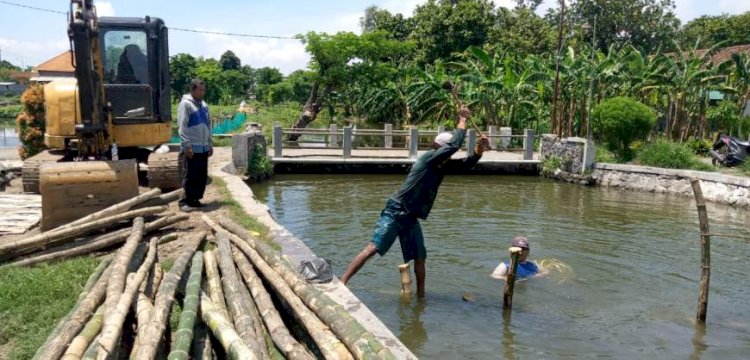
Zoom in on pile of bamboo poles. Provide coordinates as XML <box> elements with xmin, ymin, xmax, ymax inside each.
<box><xmin>29</xmin><ymin>214</ymin><xmax>397</xmax><ymax>360</ymax></box>
<box><xmin>0</xmin><ymin>188</ymin><xmax>186</xmax><ymax>267</ymax></box>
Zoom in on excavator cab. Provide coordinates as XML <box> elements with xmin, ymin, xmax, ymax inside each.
<box><xmin>23</xmin><ymin>1</ymin><xmax>181</xmax><ymax>229</ymax></box>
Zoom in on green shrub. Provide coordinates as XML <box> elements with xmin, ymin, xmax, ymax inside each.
<box><xmin>686</xmin><ymin>137</ymin><xmax>712</xmax><ymax>156</ymax></box>
<box><xmin>541</xmin><ymin>155</ymin><xmax>563</xmax><ymax>176</ymax></box>
<box><xmin>738</xmin><ymin>159</ymin><xmax>750</xmax><ymax>175</ymax></box>
<box><xmin>0</xmin><ymin>104</ymin><xmax>22</xmax><ymax>118</ymax></box>
<box><xmin>595</xmin><ymin>147</ymin><xmax>618</xmax><ymax>163</ymax></box>
<box><xmin>247</xmin><ymin>143</ymin><xmax>272</xmax><ymax>181</ymax></box>
<box><xmin>637</xmin><ymin>139</ymin><xmax>712</xmax><ymax>171</ymax></box>
<box><xmin>592</xmin><ymin>97</ymin><xmax>656</xmax><ymax>161</ymax></box>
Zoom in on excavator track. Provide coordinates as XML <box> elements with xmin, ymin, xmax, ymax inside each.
<box><xmin>147</xmin><ymin>151</ymin><xmax>183</xmax><ymax>191</ymax></box>
<box><xmin>21</xmin><ymin>150</ymin><xmax>67</xmax><ymax>194</ymax></box>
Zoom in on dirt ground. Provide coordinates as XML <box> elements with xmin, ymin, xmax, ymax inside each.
<box><xmin>0</xmin><ymin>148</ymin><xmax>236</xmax><ymax>263</ymax></box>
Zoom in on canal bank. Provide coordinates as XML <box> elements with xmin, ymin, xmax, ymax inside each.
<box><xmin>210</xmin><ymin>159</ymin><xmax>417</xmax><ymax>360</ymax></box>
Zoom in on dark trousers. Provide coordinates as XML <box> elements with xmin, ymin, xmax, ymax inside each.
<box><xmin>181</xmin><ymin>152</ymin><xmax>208</xmax><ymax>205</ymax></box>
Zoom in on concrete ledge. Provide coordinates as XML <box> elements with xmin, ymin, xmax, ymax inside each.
<box><xmin>273</xmin><ymin>158</ymin><xmax>540</xmax><ymax>175</ymax></box>
<box><xmin>593</xmin><ymin>163</ymin><xmax>750</xmax><ymax>207</ymax></box>
<box><xmin>210</xmin><ymin>162</ymin><xmax>417</xmax><ymax>360</ymax></box>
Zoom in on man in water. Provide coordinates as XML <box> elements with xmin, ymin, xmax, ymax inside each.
<box><xmin>490</xmin><ymin>236</ymin><xmax>546</xmax><ymax>280</ymax></box>
<box><xmin>340</xmin><ymin>106</ymin><xmax>489</xmax><ymax>298</ymax></box>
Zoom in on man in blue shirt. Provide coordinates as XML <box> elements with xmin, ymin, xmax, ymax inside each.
<box><xmin>177</xmin><ymin>79</ymin><xmax>213</xmax><ymax>212</ymax></box>
<box><xmin>490</xmin><ymin>236</ymin><xmax>544</xmax><ymax>280</ymax></box>
<box><xmin>341</xmin><ymin>106</ymin><xmax>489</xmax><ymax>298</ymax></box>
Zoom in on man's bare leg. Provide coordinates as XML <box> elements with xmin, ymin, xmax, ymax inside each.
<box><xmin>415</xmin><ymin>259</ymin><xmax>426</xmax><ymax>298</ymax></box>
<box><xmin>341</xmin><ymin>243</ymin><xmax>378</xmax><ymax>285</ymax></box>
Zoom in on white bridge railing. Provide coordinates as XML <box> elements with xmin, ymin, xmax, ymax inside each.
<box><xmin>272</xmin><ymin>124</ymin><xmax>536</xmax><ymax>160</ymax></box>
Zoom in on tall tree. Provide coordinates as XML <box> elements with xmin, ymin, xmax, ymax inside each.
<box><xmin>219</xmin><ymin>50</ymin><xmax>242</xmax><ymax>71</ymax></box>
<box><xmin>410</xmin><ymin>0</ymin><xmax>496</xmax><ymax>65</ymax></box>
<box><xmin>360</xmin><ymin>6</ymin><xmax>415</xmax><ymax>42</ymax></box>
<box><xmin>570</xmin><ymin>0</ymin><xmax>681</xmax><ymax>54</ymax></box>
<box><xmin>680</xmin><ymin>12</ymin><xmax>750</xmax><ymax>49</ymax></box>
<box><xmin>169</xmin><ymin>53</ymin><xmax>197</xmax><ymax>101</ymax></box>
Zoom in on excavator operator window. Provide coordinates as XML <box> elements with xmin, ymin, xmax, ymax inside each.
<box><xmin>103</xmin><ymin>30</ymin><xmax>149</xmax><ymax>85</ymax></box>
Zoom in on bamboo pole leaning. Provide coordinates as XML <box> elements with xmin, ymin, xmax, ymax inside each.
<box><xmin>691</xmin><ymin>178</ymin><xmax>712</xmax><ymax>322</ymax></box>
<box><xmin>232</xmin><ymin>246</ymin><xmax>315</xmax><ymax>360</ymax></box>
<box><xmin>200</xmin><ymin>291</ymin><xmax>257</xmax><ymax>360</ymax></box>
<box><xmin>55</xmin><ymin>189</ymin><xmax>162</xmax><ymax>231</ymax></box>
<box><xmin>134</xmin><ymin>188</ymin><xmax>185</xmax><ymax>209</ymax></box>
<box><xmin>215</xmin><ymin>230</ymin><xmax>264</xmax><ymax>358</ymax></box>
<box><xmin>133</xmin><ymin>231</ymin><xmax>206</xmax><ymax>360</ymax></box>
<box><xmin>104</xmin><ymin>218</ymin><xmax>145</xmax><ymax>318</ymax></box>
<box><xmin>168</xmin><ymin>252</ymin><xmax>204</xmax><ymax>360</ymax></box>
<box><xmin>219</xmin><ymin>218</ymin><xmax>394</xmax><ymax>360</ymax></box>
<box><xmin>236</xmin><ymin>267</ymin><xmax>272</xmax><ymax>360</ymax></box>
<box><xmin>31</xmin><ymin>256</ymin><xmax>112</xmax><ymax>360</ymax></box>
<box><xmin>0</xmin><ymin>205</ymin><xmax>167</xmax><ymax>261</ymax></box>
<box><xmin>9</xmin><ymin>214</ymin><xmax>187</xmax><ymax>267</ymax></box>
<box><xmin>503</xmin><ymin>247</ymin><xmax>522</xmax><ymax>310</ymax></box>
<box><xmin>98</xmin><ymin>236</ymin><xmax>158</xmax><ymax>359</ymax></box>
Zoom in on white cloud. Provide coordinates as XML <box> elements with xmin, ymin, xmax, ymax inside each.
<box><xmin>196</xmin><ymin>31</ymin><xmax>309</xmax><ymax>75</ymax></box>
<box><xmin>380</xmin><ymin>0</ymin><xmax>426</xmax><ymax>17</ymax></box>
<box><xmin>334</xmin><ymin>12</ymin><xmax>363</xmax><ymax>34</ymax></box>
<box><xmin>96</xmin><ymin>1</ymin><xmax>115</xmax><ymax>17</ymax></box>
<box><xmin>0</xmin><ymin>37</ymin><xmax>69</xmax><ymax>68</ymax></box>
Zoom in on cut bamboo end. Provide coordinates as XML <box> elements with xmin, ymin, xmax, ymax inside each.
<box><xmin>398</xmin><ymin>263</ymin><xmax>412</xmax><ymax>294</ymax></box>
<box><xmin>509</xmin><ymin>246</ymin><xmax>523</xmax><ymax>254</ymax></box>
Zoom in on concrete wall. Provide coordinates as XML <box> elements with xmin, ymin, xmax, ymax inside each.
<box><xmin>540</xmin><ymin>134</ymin><xmax>595</xmax><ymax>174</ymax></box>
<box><xmin>593</xmin><ymin>163</ymin><xmax>750</xmax><ymax>208</ymax></box>
<box><xmin>231</xmin><ymin>130</ymin><xmax>271</xmax><ymax>180</ymax></box>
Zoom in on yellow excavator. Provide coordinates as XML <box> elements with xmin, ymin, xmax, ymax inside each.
<box><xmin>22</xmin><ymin>0</ymin><xmax>181</xmax><ymax>229</ymax></box>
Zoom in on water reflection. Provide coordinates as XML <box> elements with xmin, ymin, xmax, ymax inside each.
<box><xmin>690</xmin><ymin>321</ymin><xmax>707</xmax><ymax>360</ymax></box>
<box><xmin>397</xmin><ymin>296</ymin><xmax>427</xmax><ymax>354</ymax></box>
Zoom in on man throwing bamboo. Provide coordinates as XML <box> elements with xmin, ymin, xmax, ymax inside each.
<box><xmin>341</xmin><ymin>106</ymin><xmax>489</xmax><ymax>298</ymax></box>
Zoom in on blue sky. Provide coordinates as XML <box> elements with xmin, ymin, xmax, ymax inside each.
<box><xmin>1</xmin><ymin>0</ymin><xmax>749</xmax><ymax>74</ymax></box>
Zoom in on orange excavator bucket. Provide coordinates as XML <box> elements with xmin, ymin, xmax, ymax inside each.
<box><xmin>39</xmin><ymin>160</ymin><xmax>139</xmax><ymax>230</ymax></box>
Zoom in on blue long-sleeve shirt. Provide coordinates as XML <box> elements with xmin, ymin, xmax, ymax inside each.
<box><xmin>177</xmin><ymin>94</ymin><xmax>212</xmax><ymax>153</ymax></box>
<box><xmin>389</xmin><ymin>128</ymin><xmax>481</xmax><ymax>219</ymax></box>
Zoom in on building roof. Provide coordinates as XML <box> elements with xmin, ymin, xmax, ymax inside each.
<box><xmin>697</xmin><ymin>44</ymin><xmax>750</xmax><ymax>65</ymax></box>
<box><xmin>33</xmin><ymin>51</ymin><xmax>75</xmax><ymax>73</ymax></box>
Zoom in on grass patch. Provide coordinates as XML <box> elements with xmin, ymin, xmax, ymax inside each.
<box><xmin>0</xmin><ymin>104</ymin><xmax>22</xmax><ymax>119</ymax></box>
<box><xmin>595</xmin><ymin>147</ymin><xmax>619</xmax><ymax>163</ymax></box>
<box><xmin>0</xmin><ymin>256</ymin><xmax>101</xmax><ymax>359</ymax></box>
<box><xmin>211</xmin><ymin>176</ymin><xmax>279</xmax><ymax>251</ymax></box>
<box><xmin>636</xmin><ymin>139</ymin><xmax>714</xmax><ymax>171</ymax></box>
<box><xmin>737</xmin><ymin>160</ymin><xmax>750</xmax><ymax>175</ymax></box>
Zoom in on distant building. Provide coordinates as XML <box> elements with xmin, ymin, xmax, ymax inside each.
<box><xmin>31</xmin><ymin>51</ymin><xmax>75</xmax><ymax>82</ymax></box>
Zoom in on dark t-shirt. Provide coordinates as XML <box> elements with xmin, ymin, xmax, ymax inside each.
<box><xmin>389</xmin><ymin>128</ymin><xmax>481</xmax><ymax>219</ymax></box>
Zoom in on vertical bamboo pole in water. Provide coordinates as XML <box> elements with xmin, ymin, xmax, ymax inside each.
<box><xmin>398</xmin><ymin>264</ymin><xmax>412</xmax><ymax>295</ymax></box>
<box><xmin>503</xmin><ymin>247</ymin><xmax>523</xmax><ymax>309</ymax></box>
<box><xmin>690</xmin><ymin>179</ymin><xmax>711</xmax><ymax>322</ymax></box>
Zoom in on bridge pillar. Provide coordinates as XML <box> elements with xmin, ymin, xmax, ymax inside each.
<box><xmin>523</xmin><ymin>129</ymin><xmax>535</xmax><ymax>160</ymax></box>
<box><xmin>329</xmin><ymin>124</ymin><xmax>338</xmax><ymax>148</ymax></box>
<box><xmin>409</xmin><ymin>128</ymin><xmax>419</xmax><ymax>159</ymax></box>
<box><xmin>343</xmin><ymin>126</ymin><xmax>353</xmax><ymax>159</ymax></box>
<box><xmin>384</xmin><ymin>123</ymin><xmax>393</xmax><ymax>148</ymax></box>
<box><xmin>273</xmin><ymin>124</ymin><xmax>283</xmax><ymax>158</ymax></box>
<box><xmin>488</xmin><ymin>126</ymin><xmax>497</xmax><ymax>150</ymax></box>
<box><xmin>467</xmin><ymin>129</ymin><xmax>477</xmax><ymax>154</ymax></box>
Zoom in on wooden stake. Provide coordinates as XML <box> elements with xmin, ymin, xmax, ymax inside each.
<box><xmin>398</xmin><ymin>264</ymin><xmax>412</xmax><ymax>294</ymax></box>
<box><xmin>503</xmin><ymin>246</ymin><xmax>523</xmax><ymax>310</ymax></box>
<box><xmin>691</xmin><ymin>179</ymin><xmax>711</xmax><ymax>322</ymax></box>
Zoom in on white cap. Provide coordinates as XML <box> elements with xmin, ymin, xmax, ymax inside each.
<box><xmin>434</xmin><ymin>132</ymin><xmax>453</xmax><ymax>147</ymax></box>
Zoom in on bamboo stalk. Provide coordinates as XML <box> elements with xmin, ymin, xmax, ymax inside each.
<box><xmin>232</xmin><ymin>246</ymin><xmax>315</xmax><ymax>360</ymax></box>
<box><xmin>9</xmin><ymin>214</ymin><xmax>187</xmax><ymax>267</ymax></box>
<box><xmin>33</xmin><ymin>264</ymin><xmax>113</xmax><ymax>360</ymax></box>
<box><xmin>98</xmin><ymin>236</ymin><xmax>157</xmax><ymax>359</ymax></box>
<box><xmin>691</xmin><ymin>179</ymin><xmax>711</xmax><ymax>322</ymax></box>
<box><xmin>219</xmin><ymin>218</ymin><xmax>393</xmax><ymax>360</ymax></box>
<box><xmin>134</xmin><ymin>189</ymin><xmax>184</xmax><ymax>209</ymax></box>
<box><xmin>203</xmin><ymin>248</ymin><xmax>230</xmax><ymax>318</ymax></box>
<box><xmin>60</xmin><ymin>304</ymin><xmax>104</xmax><ymax>360</ymax></box>
<box><xmin>133</xmin><ymin>231</ymin><xmax>206</xmax><ymax>360</ymax></box>
<box><xmin>55</xmin><ymin>189</ymin><xmax>162</xmax><ymax>231</ymax></box>
<box><xmin>82</xmin><ymin>334</ymin><xmax>102</xmax><ymax>360</ymax></box>
<box><xmin>503</xmin><ymin>247</ymin><xmax>522</xmax><ymax>310</ymax></box>
<box><xmin>398</xmin><ymin>264</ymin><xmax>412</xmax><ymax>294</ymax></box>
<box><xmin>104</xmin><ymin>218</ymin><xmax>145</xmax><ymax>317</ymax></box>
<box><xmin>217</xmin><ymin>229</ymin><xmax>352</xmax><ymax>360</ymax></box>
<box><xmin>200</xmin><ymin>291</ymin><xmax>257</xmax><ymax>360</ymax></box>
<box><xmin>0</xmin><ymin>205</ymin><xmax>167</xmax><ymax>261</ymax></box>
<box><xmin>31</xmin><ymin>256</ymin><xmax>112</xmax><ymax>360</ymax></box>
<box><xmin>236</xmin><ymin>262</ymin><xmax>271</xmax><ymax>360</ymax></box>
<box><xmin>167</xmin><ymin>252</ymin><xmax>204</xmax><ymax>360</ymax></box>
<box><xmin>215</xmin><ymin>230</ymin><xmax>263</xmax><ymax>357</ymax></box>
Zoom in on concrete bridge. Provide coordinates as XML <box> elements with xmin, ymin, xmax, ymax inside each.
<box><xmin>269</xmin><ymin>124</ymin><xmax>541</xmax><ymax>174</ymax></box>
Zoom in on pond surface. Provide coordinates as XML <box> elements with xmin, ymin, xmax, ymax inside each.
<box><xmin>0</xmin><ymin>119</ymin><xmax>19</xmax><ymax>148</ymax></box>
<box><xmin>252</xmin><ymin>174</ymin><xmax>750</xmax><ymax>359</ymax></box>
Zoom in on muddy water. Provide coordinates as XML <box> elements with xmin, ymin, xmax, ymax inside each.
<box><xmin>252</xmin><ymin>174</ymin><xmax>750</xmax><ymax>359</ymax></box>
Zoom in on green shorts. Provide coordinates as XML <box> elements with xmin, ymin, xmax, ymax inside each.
<box><xmin>371</xmin><ymin>200</ymin><xmax>426</xmax><ymax>262</ymax></box>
